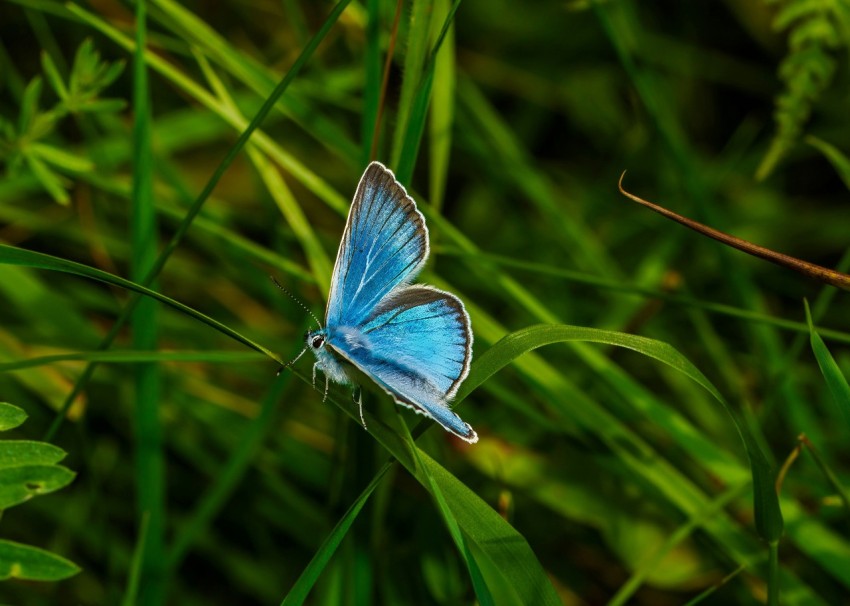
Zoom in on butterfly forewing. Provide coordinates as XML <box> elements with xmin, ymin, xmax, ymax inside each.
<box><xmin>326</xmin><ymin>163</ymin><xmax>428</xmax><ymax>328</ymax></box>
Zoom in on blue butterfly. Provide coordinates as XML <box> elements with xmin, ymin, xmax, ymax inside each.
<box><xmin>296</xmin><ymin>162</ymin><xmax>477</xmax><ymax>443</ymax></box>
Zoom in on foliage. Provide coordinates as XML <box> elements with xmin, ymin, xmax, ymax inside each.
<box><xmin>757</xmin><ymin>0</ymin><xmax>850</xmax><ymax>179</ymax></box>
<box><xmin>0</xmin><ymin>1</ymin><xmax>849</xmax><ymax>605</ymax></box>
<box><xmin>0</xmin><ymin>39</ymin><xmax>124</xmax><ymax>204</ymax></box>
<box><xmin>0</xmin><ymin>403</ymin><xmax>79</xmax><ymax>582</ymax></box>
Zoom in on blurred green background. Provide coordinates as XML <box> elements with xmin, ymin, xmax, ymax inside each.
<box><xmin>1</xmin><ymin>0</ymin><xmax>849</xmax><ymax>604</ymax></box>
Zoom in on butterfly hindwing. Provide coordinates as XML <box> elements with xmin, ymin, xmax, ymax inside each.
<box><xmin>326</xmin><ymin>163</ymin><xmax>428</xmax><ymax>328</ymax></box>
<box><xmin>327</xmin><ymin>286</ymin><xmax>476</xmax><ymax>443</ymax></box>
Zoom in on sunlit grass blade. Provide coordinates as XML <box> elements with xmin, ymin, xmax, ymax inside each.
<box><xmin>457</xmin><ymin>323</ymin><xmax>783</xmax><ymax>542</ymax></box>
<box><xmin>361</xmin><ymin>0</ymin><xmax>381</xmax><ymax>164</ymax></box>
<box><xmin>389</xmin><ymin>0</ymin><xmax>434</xmax><ymax>169</ymax></box>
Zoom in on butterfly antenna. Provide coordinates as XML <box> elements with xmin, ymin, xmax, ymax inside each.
<box><xmin>270</xmin><ymin>276</ymin><xmax>323</xmax><ymax>330</ymax></box>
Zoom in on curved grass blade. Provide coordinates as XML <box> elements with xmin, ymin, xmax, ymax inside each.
<box><xmin>456</xmin><ymin>324</ymin><xmax>783</xmax><ymax>544</ymax></box>
<box><xmin>0</xmin><ymin>244</ymin><xmax>281</xmax><ymax>364</ymax></box>
<box><xmin>0</xmin><ymin>350</ymin><xmax>264</xmax><ymax>372</ymax></box>
<box><xmin>319</xmin><ymin>395</ymin><xmax>562</xmax><ymax>606</ymax></box>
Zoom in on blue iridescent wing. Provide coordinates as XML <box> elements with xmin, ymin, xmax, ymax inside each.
<box><xmin>326</xmin><ymin>285</ymin><xmax>477</xmax><ymax>443</ymax></box>
<box><xmin>325</xmin><ymin>162</ymin><xmax>428</xmax><ymax>328</ymax></box>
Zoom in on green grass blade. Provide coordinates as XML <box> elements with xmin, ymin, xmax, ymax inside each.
<box><xmin>804</xmin><ymin>300</ymin><xmax>850</xmax><ymax>427</ymax></box>
<box><xmin>361</xmin><ymin>0</ymin><xmax>381</xmax><ymax>165</ymax></box>
<box><xmin>456</xmin><ymin>323</ymin><xmax>784</xmax><ymax>544</ymax></box>
<box><xmin>389</xmin><ymin>0</ymin><xmax>434</xmax><ymax>169</ymax></box>
<box><xmin>280</xmin><ymin>462</ymin><xmax>393</xmax><ymax>606</ymax></box>
<box><xmin>395</xmin><ymin>0</ymin><xmax>461</xmax><ymax>184</ymax></box>
<box><xmin>807</xmin><ymin>136</ymin><xmax>850</xmax><ymax>191</ymax></box>
<box><xmin>121</xmin><ymin>513</ymin><xmax>149</xmax><ymax>606</ymax></box>
<box><xmin>0</xmin><ymin>350</ymin><xmax>263</xmax><ymax>371</ymax></box>
<box><xmin>428</xmin><ymin>0</ymin><xmax>455</xmax><ymax>213</ymax></box>
<box><xmin>322</xmin><ymin>395</ymin><xmax>562</xmax><ymax>605</ymax></box>
<box><xmin>400</xmin><ymin>426</ymin><xmax>494</xmax><ymax>605</ymax></box>
<box><xmin>0</xmin><ymin>244</ymin><xmax>281</xmax><ymax>362</ymax></box>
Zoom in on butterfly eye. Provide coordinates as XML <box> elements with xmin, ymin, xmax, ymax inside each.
<box><xmin>311</xmin><ymin>335</ymin><xmax>324</xmax><ymax>349</ymax></box>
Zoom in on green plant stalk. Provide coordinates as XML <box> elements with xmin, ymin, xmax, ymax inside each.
<box><xmin>767</xmin><ymin>540</ymin><xmax>779</xmax><ymax>606</ymax></box>
<box><xmin>130</xmin><ymin>2</ymin><xmax>166</xmax><ymax>603</ymax></box>
<box><xmin>121</xmin><ymin>512</ymin><xmax>149</xmax><ymax>606</ymax></box>
<box><xmin>41</xmin><ymin>0</ymin><xmax>353</xmax><ymax>441</ymax></box>
<box><xmin>361</xmin><ymin>0</ymin><xmax>381</xmax><ymax>165</ymax></box>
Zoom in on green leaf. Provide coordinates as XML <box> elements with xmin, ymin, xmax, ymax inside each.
<box><xmin>76</xmin><ymin>98</ymin><xmax>127</xmax><ymax>114</ymax></box>
<box><xmin>805</xmin><ymin>300</ymin><xmax>850</xmax><ymax>427</ymax></box>
<box><xmin>29</xmin><ymin>142</ymin><xmax>94</xmax><ymax>173</ymax></box>
<box><xmin>0</xmin><ymin>441</ymin><xmax>66</xmax><ymax>469</ymax></box>
<box><xmin>0</xmin><ymin>539</ymin><xmax>80</xmax><ymax>581</ymax></box>
<box><xmin>0</xmin><ymin>464</ymin><xmax>76</xmax><ymax>509</ymax></box>
<box><xmin>24</xmin><ymin>153</ymin><xmax>70</xmax><ymax>205</ymax></box>
<box><xmin>0</xmin><ymin>404</ymin><xmax>27</xmax><ymax>431</ymax></box>
<box><xmin>19</xmin><ymin>76</ymin><xmax>43</xmax><ymax>134</ymax></box>
<box><xmin>40</xmin><ymin>50</ymin><xmax>68</xmax><ymax>100</ymax></box>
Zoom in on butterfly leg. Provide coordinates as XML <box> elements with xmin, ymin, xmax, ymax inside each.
<box><xmin>322</xmin><ymin>374</ymin><xmax>330</xmax><ymax>403</ymax></box>
<box><xmin>312</xmin><ymin>362</ymin><xmax>318</xmax><ymax>387</ymax></box>
<box><xmin>351</xmin><ymin>386</ymin><xmax>366</xmax><ymax>430</ymax></box>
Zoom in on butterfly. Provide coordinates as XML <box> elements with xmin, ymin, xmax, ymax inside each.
<box><xmin>290</xmin><ymin>162</ymin><xmax>477</xmax><ymax>443</ymax></box>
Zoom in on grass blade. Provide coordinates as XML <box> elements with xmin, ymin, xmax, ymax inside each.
<box><xmin>804</xmin><ymin>300</ymin><xmax>850</xmax><ymax>427</ymax></box>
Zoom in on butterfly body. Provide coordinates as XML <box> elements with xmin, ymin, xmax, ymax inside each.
<box><xmin>304</xmin><ymin>162</ymin><xmax>477</xmax><ymax>443</ymax></box>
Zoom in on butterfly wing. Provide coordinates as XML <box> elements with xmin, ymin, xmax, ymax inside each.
<box><xmin>325</xmin><ymin>162</ymin><xmax>428</xmax><ymax>328</ymax></box>
<box><xmin>326</xmin><ymin>285</ymin><xmax>476</xmax><ymax>443</ymax></box>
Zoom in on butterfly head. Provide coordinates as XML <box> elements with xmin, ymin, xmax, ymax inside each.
<box><xmin>305</xmin><ymin>329</ymin><xmax>327</xmax><ymax>351</ymax></box>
